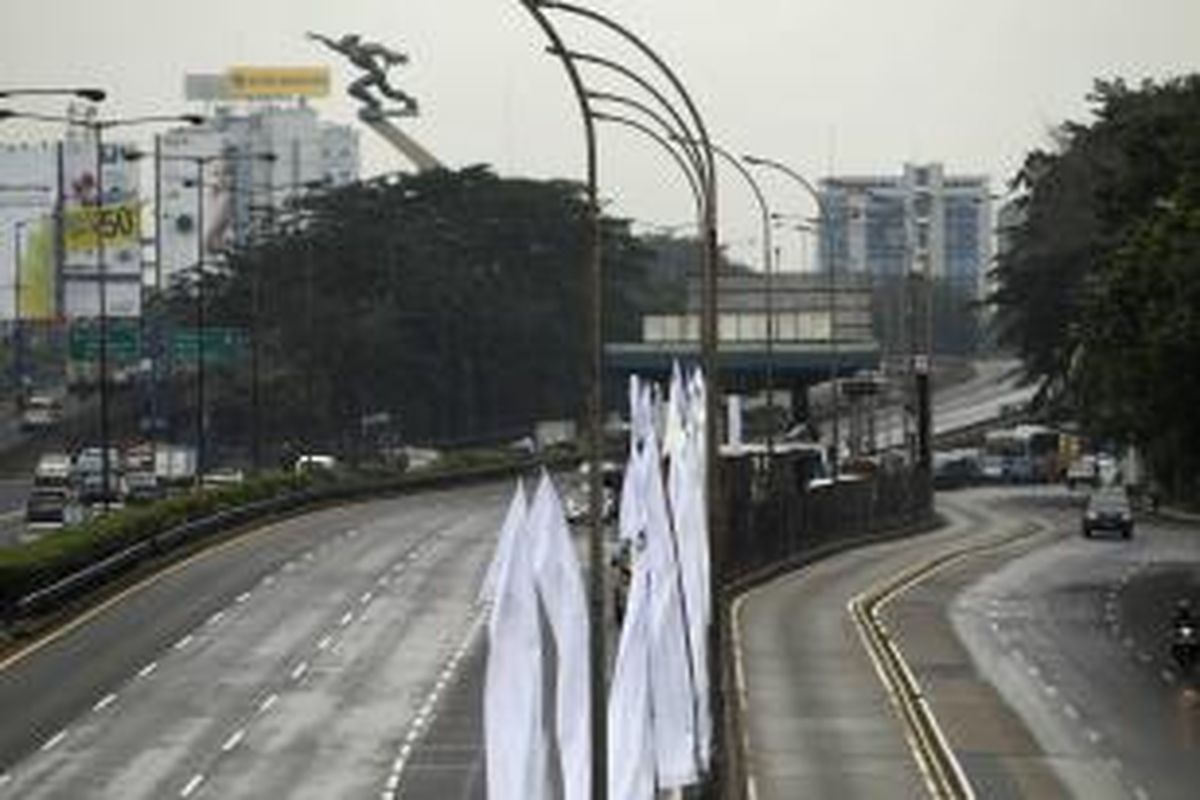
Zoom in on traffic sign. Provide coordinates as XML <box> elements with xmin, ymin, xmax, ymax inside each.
<box><xmin>170</xmin><ymin>327</ymin><xmax>247</xmax><ymax>365</ymax></box>
<box><xmin>68</xmin><ymin>320</ymin><xmax>141</xmax><ymax>363</ymax></box>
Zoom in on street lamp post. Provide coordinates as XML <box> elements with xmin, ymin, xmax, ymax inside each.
<box><xmin>0</xmin><ymin>109</ymin><xmax>203</xmax><ymax>506</ymax></box>
<box><xmin>12</xmin><ymin>219</ymin><xmax>27</xmax><ymax>389</ymax></box>
<box><xmin>516</xmin><ymin>5</ymin><xmax>606</xmax><ymax>795</ymax></box>
<box><xmin>743</xmin><ymin>156</ymin><xmax>841</xmax><ymax>479</ymax></box>
<box><xmin>520</xmin><ymin>3</ymin><xmax>722</xmax><ymax>795</ymax></box>
<box><xmin>168</xmin><ymin>149</ymin><xmax>276</xmax><ymax>483</ymax></box>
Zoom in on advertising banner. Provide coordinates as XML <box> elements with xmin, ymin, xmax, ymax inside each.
<box><xmin>227</xmin><ymin>66</ymin><xmax>330</xmax><ymax>99</ymax></box>
<box><xmin>16</xmin><ymin>216</ymin><xmax>56</xmax><ymax>321</ymax></box>
<box><xmin>63</xmin><ymin>201</ymin><xmax>141</xmax><ymax>253</ymax></box>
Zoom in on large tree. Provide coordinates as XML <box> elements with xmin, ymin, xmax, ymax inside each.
<box><xmin>170</xmin><ymin>165</ymin><xmax>672</xmax><ymax>457</ymax></box>
<box><xmin>992</xmin><ymin>75</ymin><xmax>1200</xmax><ymax>495</ymax></box>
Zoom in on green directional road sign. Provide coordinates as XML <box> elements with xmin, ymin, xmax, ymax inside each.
<box><xmin>171</xmin><ymin>327</ymin><xmax>247</xmax><ymax>365</ymax></box>
<box><xmin>68</xmin><ymin>320</ymin><xmax>141</xmax><ymax>364</ymax></box>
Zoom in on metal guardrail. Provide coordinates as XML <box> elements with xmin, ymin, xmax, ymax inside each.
<box><xmin>6</xmin><ymin>459</ymin><xmax>543</xmax><ymax>624</ymax></box>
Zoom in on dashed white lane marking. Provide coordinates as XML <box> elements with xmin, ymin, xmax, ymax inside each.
<box><xmin>180</xmin><ymin>773</ymin><xmax>205</xmax><ymax>798</ymax></box>
<box><xmin>1137</xmin><ymin>651</ymin><xmax>1153</xmax><ymax>664</ymax></box>
<box><xmin>40</xmin><ymin>730</ymin><xmax>67</xmax><ymax>752</ymax></box>
<box><xmin>258</xmin><ymin>694</ymin><xmax>278</xmax><ymax>714</ymax></box>
<box><xmin>174</xmin><ymin>634</ymin><xmax>194</xmax><ymax>652</ymax></box>
<box><xmin>0</xmin><ymin>773</ymin><xmax>11</xmax><ymax>787</ymax></box>
<box><xmin>1162</xmin><ymin>669</ymin><xmax>1178</xmax><ymax>684</ymax></box>
<box><xmin>291</xmin><ymin>662</ymin><xmax>309</xmax><ymax>682</ymax></box>
<box><xmin>303</xmin><ymin>551</ymin><xmax>315</xmax><ymax>561</ymax></box>
<box><xmin>1041</xmin><ymin>682</ymin><xmax>1059</xmax><ymax>698</ymax></box>
<box><xmin>361</xmin><ymin>591</ymin><xmax>374</xmax><ymax>606</ymax></box>
<box><xmin>221</xmin><ymin>728</ymin><xmax>246</xmax><ymax>753</ymax></box>
<box><xmin>208</xmin><ymin>611</ymin><xmax>225</xmax><ymax>626</ymax></box>
<box><xmin>93</xmin><ymin>693</ymin><xmax>118</xmax><ymax>712</ymax></box>
<box><xmin>1123</xmin><ymin>637</ymin><xmax>1136</xmax><ymax>649</ymax></box>
<box><xmin>1027</xmin><ymin>663</ymin><xmax>1041</xmax><ymax>679</ymax></box>
<box><xmin>262</xmin><ymin>575</ymin><xmax>276</xmax><ymax>587</ymax></box>
<box><xmin>317</xmin><ymin>635</ymin><xmax>333</xmax><ymax>652</ymax></box>
<box><xmin>380</xmin><ymin>612</ymin><xmax>484</xmax><ymax>797</ymax></box>
<box><xmin>377</xmin><ymin>576</ymin><xmax>390</xmax><ymax>588</ymax></box>
<box><xmin>1134</xmin><ymin>786</ymin><xmax>1151</xmax><ymax>800</ymax></box>
<box><xmin>347</xmin><ymin>528</ymin><xmax>360</xmax><ymax>538</ymax></box>
<box><xmin>236</xmin><ymin>592</ymin><xmax>251</xmax><ymax>604</ymax></box>
<box><xmin>137</xmin><ymin>662</ymin><xmax>158</xmax><ymax>679</ymax></box>
<box><xmin>1064</xmin><ymin>703</ymin><xmax>1080</xmax><ymax>721</ymax></box>
<box><xmin>339</xmin><ymin>612</ymin><xmax>354</xmax><ymax>627</ymax></box>
<box><xmin>1085</xmin><ymin>728</ymin><xmax>1102</xmax><ymax>744</ymax></box>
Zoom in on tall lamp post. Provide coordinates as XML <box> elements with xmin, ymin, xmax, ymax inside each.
<box><xmin>0</xmin><ymin>109</ymin><xmax>204</xmax><ymax>505</ymax></box>
<box><xmin>167</xmin><ymin>149</ymin><xmax>276</xmax><ymax>484</ymax></box>
<box><xmin>743</xmin><ymin>156</ymin><xmax>841</xmax><ymax>478</ymax></box>
<box><xmin>519</xmin><ymin>3</ymin><xmax>721</xmax><ymax>795</ymax></box>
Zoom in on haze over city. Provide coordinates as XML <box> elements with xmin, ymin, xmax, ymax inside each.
<box><xmin>3</xmin><ymin>0</ymin><xmax>1198</xmax><ymax>261</ymax></box>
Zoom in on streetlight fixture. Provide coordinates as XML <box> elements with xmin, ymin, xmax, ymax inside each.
<box><xmin>743</xmin><ymin>155</ymin><xmax>842</xmax><ymax>479</ymax></box>
<box><xmin>0</xmin><ymin>108</ymin><xmax>204</xmax><ymax>506</ymax></box>
<box><xmin>519</xmin><ymin>2</ymin><xmax>721</xmax><ymax>794</ymax></box>
<box><xmin>168</xmin><ymin>149</ymin><xmax>276</xmax><ymax>484</ymax></box>
<box><xmin>0</xmin><ymin>88</ymin><xmax>106</xmax><ymax>102</ymax></box>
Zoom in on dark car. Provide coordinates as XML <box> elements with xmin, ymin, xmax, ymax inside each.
<box><xmin>1083</xmin><ymin>488</ymin><xmax>1133</xmax><ymax>539</ymax></box>
<box><xmin>25</xmin><ymin>487</ymin><xmax>70</xmax><ymax>526</ymax></box>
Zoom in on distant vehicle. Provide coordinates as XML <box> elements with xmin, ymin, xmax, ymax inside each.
<box><xmin>20</xmin><ymin>393</ymin><xmax>62</xmax><ymax>432</ymax></box>
<box><xmin>25</xmin><ymin>487</ymin><xmax>70</xmax><ymax>527</ymax></box>
<box><xmin>933</xmin><ymin>449</ymin><xmax>982</xmax><ymax>490</ymax></box>
<box><xmin>1083</xmin><ymin>488</ymin><xmax>1134</xmax><ymax>539</ymax></box>
<box><xmin>123</xmin><ymin>471</ymin><xmax>163</xmax><ymax>504</ymax></box>
<box><xmin>294</xmin><ymin>454</ymin><xmax>338</xmax><ymax>474</ymax></box>
<box><xmin>981</xmin><ymin>425</ymin><xmax>1062</xmax><ymax>483</ymax></box>
<box><xmin>155</xmin><ymin>445</ymin><xmax>198</xmax><ymax>487</ymax></box>
<box><xmin>33</xmin><ymin>453</ymin><xmax>73</xmax><ymax>490</ymax></box>
<box><xmin>1065</xmin><ymin>455</ymin><xmax>1100</xmax><ymax>490</ymax></box>
<box><xmin>202</xmin><ymin>468</ymin><xmax>245</xmax><ymax>488</ymax></box>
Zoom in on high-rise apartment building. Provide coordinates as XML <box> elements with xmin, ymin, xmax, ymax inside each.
<box><xmin>155</xmin><ymin>103</ymin><xmax>359</xmax><ymax>288</ymax></box>
<box><xmin>818</xmin><ymin>163</ymin><xmax>992</xmax><ymax>354</ymax></box>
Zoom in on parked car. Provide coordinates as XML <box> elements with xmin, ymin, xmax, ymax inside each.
<box><xmin>1083</xmin><ymin>488</ymin><xmax>1134</xmax><ymax>539</ymax></box>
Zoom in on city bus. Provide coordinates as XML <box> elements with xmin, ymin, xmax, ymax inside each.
<box><xmin>981</xmin><ymin>425</ymin><xmax>1062</xmax><ymax>483</ymax></box>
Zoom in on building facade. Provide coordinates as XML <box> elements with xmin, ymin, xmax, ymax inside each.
<box><xmin>818</xmin><ymin>163</ymin><xmax>992</xmax><ymax>355</ymax></box>
<box><xmin>0</xmin><ymin>116</ymin><xmax>143</xmax><ymax>322</ymax></box>
<box><xmin>155</xmin><ymin>103</ymin><xmax>359</xmax><ymax>289</ymax></box>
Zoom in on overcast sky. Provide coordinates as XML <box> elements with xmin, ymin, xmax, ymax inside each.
<box><xmin>3</xmin><ymin>0</ymin><xmax>1199</xmax><ymax>266</ymax></box>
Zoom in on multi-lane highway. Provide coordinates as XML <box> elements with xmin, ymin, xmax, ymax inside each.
<box><xmin>0</xmin><ymin>482</ymin><xmax>511</xmax><ymax>799</ymax></box>
<box><xmin>738</xmin><ymin>485</ymin><xmax>1200</xmax><ymax>799</ymax></box>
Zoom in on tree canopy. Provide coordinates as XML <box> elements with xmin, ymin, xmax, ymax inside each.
<box><xmin>992</xmin><ymin>75</ymin><xmax>1200</xmax><ymax>496</ymax></box>
<box><xmin>175</xmin><ymin>165</ymin><xmax>678</xmax><ymax>458</ymax></box>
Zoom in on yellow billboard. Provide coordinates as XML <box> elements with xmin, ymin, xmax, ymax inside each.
<box><xmin>63</xmin><ymin>201</ymin><xmax>141</xmax><ymax>254</ymax></box>
<box><xmin>17</xmin><ymin>217</ymin><xmax>55</xmax><ymax>320</ymax></box>
<box><xmin>227</xmin><ymin>66</ymin><xmax>331</xmax><ymax>99</ymax></box>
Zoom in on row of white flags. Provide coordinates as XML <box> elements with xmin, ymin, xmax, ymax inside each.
<box><xmin>482</xmin><ymin>363</ymin><xmax>711</xmax><ymax>800</ymax></box>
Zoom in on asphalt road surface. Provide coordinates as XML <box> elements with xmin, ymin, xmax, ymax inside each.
<box><xmin>948</xmin><ymin>489</ymin><xmax>1200</xmax><ymax>800</ymax></box>
<box><xmin>738</xmin><ymin>484</ymin><xmax>1200</xmax><ymax>799</ymax></box>
<box><xmin>0</xmin><ymin>481</ymin><xmax>513</xmax><ymax>799</ymax></box>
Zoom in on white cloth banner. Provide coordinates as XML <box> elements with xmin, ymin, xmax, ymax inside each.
<box><xmin>480</xmin><ymin>478</ymin><xmax>525</xmax><ymax>605</ymax></box>
<box><xmin>529</xmin><ymin>472</ymin><xmax>591</xmax><ymax>800</ymax></box>
<box><xmin>484</xmin><ymin>482</ymin><xmax>549</xmax><ymax>800</ymax></box>
<box><xmin>607</xmin><ymin>530</ymin><xmax>655</xmax><ymax>800</ymax></box>
<box><xmin>671</xmin><ymin>430</ymin><xmax>712</xmax><ymax>769</ymax></box>
<box><xmin>642</xmin><ymin>428</ymin><xmax>700</xmax><ymax>787</ymax></box>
